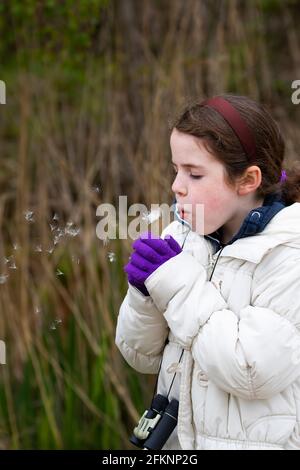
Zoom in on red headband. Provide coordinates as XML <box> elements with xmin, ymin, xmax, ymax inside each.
<box><xmin>201</xmin><ymin>97</ymin><xmax>256</xmax><ymax>162</ymax></box>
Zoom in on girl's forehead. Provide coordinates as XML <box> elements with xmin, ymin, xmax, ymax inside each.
<box><xmin>171</xmin><ymin>130</ymin><xmax>204</xmax><ymax>154</ymax></box>
<box><xmin>170</xmin><ymin>128</ymin><xmax>195</xmax><ymax>146</ymax></box>
<box><xmin>170</xmin><ymin>130</ymin><xmax>218</xmax><ymax>167</ymax></box>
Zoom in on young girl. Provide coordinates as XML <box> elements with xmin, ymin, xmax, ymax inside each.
<box><xmin>115</xmin><ymin>94</ymin><xmax>300</xmax><ymax>450</ymax></box>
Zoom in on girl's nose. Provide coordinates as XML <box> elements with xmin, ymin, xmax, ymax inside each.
<box><xmin>172</xmin><ymin>175</ymin><xmax>187</xmax><ymax>196</ymax></box>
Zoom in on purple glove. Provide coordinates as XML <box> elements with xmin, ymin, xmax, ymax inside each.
<box><xmin>124</xmin><ymin>231</ymin><xmax>182</xmax><ymax>296</ymax></box>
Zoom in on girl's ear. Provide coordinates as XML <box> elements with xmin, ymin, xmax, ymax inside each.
<box><xmin>237</xmin><ymin>166</ymin><xmax>262</xmax><ymax>196</ymax></box>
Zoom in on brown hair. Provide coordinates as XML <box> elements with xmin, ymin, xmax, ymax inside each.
<box><xmin>169</xmin><ymin>93</ymin><xmax>300</xmax><ymax>206</ymax></box>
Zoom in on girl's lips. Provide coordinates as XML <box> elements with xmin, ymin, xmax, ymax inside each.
<box><xmin>177</xmin><ymin>204</ymin><xmax>190</xmax><ymax>219</ymax></box>
<box><xmin>180</xmin><ymin>209</ymin><xmax>189</xmax><ymax>218</ymax></box>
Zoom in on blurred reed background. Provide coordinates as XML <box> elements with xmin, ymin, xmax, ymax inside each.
<box><xmin>0</xmin><ymin>0</ymin><xmax>299</xmax><ymax>449</ymax></box>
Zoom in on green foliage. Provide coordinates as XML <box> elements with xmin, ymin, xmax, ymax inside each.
<box><xmin>0</xmin><ymin>313</ymin><xmax>126</xmax><ymax>449</ymax></box>
<box><xmin>259</xmin><ymin>0</ymin><xmax>299</xmax><ymax>12</ymax></box>
<box><xmin>0</xmin><ymin>0</ymin><xmax>110</xmax><ymax>69</ymax></box>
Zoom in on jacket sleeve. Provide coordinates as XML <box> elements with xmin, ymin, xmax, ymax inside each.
<box><xmin>115</xmin><ymin>224</ymin><xmax>178</xmax><ymax>374</ymax></box>
<box><xmin>115</xmin><ymin>283</ymin><xmax>169</xmax><ymax>374</ymax></box>
<box><xmin>145</xmin><ymin>250</ymin><xmax>300</xmax><ymax>400</ymax></box>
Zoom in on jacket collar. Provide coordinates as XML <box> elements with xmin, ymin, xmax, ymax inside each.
<box><xmin>205</xmin><ymin>193</ymin><xmax>300</xmax><ymax>263</ymax></box>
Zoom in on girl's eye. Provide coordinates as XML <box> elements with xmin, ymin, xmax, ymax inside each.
<box><xmin>190</xmin><ymin>175</ymin><xmax>202</xmax><ymax>179</ymax></box>
<box><xmin>171</xmin><ymin>166</ymin><xmax>202</xmax><ymax>180</ymax></box>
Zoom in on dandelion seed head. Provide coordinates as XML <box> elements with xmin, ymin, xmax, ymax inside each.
<box><xmin>142</xmin><ymin>208</ymin><xmax>161</xmax><ymax>224</ymax></box>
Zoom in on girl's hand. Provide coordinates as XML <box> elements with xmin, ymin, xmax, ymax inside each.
<box><xmin>124</xmin><ymin>231</ymin><xmax>182</xmax><ymax>296</ymax></box>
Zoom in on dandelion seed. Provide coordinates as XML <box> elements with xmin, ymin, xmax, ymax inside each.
<box><xmin>8</xmin><ymin>261</ymin><xmax>17</xmax><ymax>270</ymax></box>
<box><xmin>102</xmin><ymin>236</ymin><xmax>109</xmax><ymax>247</ymax></box>
<box><xmin>0</xmin><ymin>274</ymin><xmax>9</xmax><ymax>284</ymax></box>
<box><xmin>66</xmin><ymin>221</ymin><xmax>74</xmax><ymax>228</ymax></box>
<box><xmin>34</xmin><ymin>307</ymin><xmax>41</xmax><ymax>315</ymax></box>
<box><xmin>4</xmin><ymin>256</ymin><xmax>17</xmax><ymax>269</ymax></box>
<box><xmin>13</xmin><ymin>243</ymin><xmax>20</xmax><ymax>251</ymax></box>
<box><xmin>46</xmin><ymin>246</ymin><xmax>54</xmax><ymax>254</ymax></box>
<box><xmin>50</xmin><ymin>323</ymin><xmax>57</xmax><ymax>330</ymax></box>
<box><xmin>65</xmin><ymin>227</ymin><xmax>81</xmax><ymax>237</ymax></box>
<box><xmin>24</xmin><ymin>210</ymin><xmax>34</xmax><ymax>222</ymax></box>
<box><xmin>92</xmin><ymin>186</ymin><xmax>101</xmax><ymax>193</ymax></box>
<box><xmin>55</xmin><ymin>319</ymin><xmax>62</xmax><ymax>325</ymax></box>
<box><xmin>142</xmin><ymin>208</ymin><xmax>161</xmax><ymax>224</ymax></box>
<box><xmin>108</xmin><ymin>252</ymin><xmax>116</xmax><ymax>263</ymax></box>
<box><xmin>35</xmin><ymin>245</ymin><xmax>43</xmax><ymax>252</ymax></box>
<box><xmin>56</xmin><ymin>228</ymin><xmax>65</xmax><ymax>236</ymax></box>
<box><xmin>53</xmin><ymin>229</ymin><xmax>65</xmax><ymax>245</ymax></box>
<box><xmin>56</xmin><ymin>269</ymin><xmax>64</xmax><ymax>276</ymax></box>
<box><xmin>50</xmin><ymin>216</ymin><xmax>59</xmax><ymax>232</ymax></box>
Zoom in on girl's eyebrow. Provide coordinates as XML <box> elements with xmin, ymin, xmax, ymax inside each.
<box><xmin>171</xmin><ymin>161</ymin><xmax>206</xmax><ymax>169</ymax></box>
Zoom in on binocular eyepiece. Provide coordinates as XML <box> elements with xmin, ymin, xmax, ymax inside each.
<box><xmin>130</xmin><ymin>393</ymin><xmax>179</xmax><ymax>450</ymax></box>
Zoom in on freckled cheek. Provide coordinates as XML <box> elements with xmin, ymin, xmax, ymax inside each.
<box><xmin>191</xmin><ymin>183</ymin><xmax>229</xmax><ymax>215</ymax></box>
<box><xmin>203</xmin><ymin>194</ymin><xmax>224</xmax><ymax>213</ymax></box>
<box><xmin>190</xmin><ymin>195</ymin><xmax>222</xmax><ymax>225</ymax></box>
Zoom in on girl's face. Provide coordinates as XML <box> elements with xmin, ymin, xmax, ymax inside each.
<box><xmin>170</xmin><ymin>128</ymin><xmax>242</xmax><ymax>236</ymax></box>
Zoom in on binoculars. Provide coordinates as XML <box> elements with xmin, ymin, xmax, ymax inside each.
<box><xmin>130</xmin><ymin>393</ymin><xmax>179</xmax><ymax>450</ymax></box>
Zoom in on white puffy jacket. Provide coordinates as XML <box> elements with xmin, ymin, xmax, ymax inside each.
<box><xmin>116</xmin><ymin>202</ymin><xmax>300</xmax><ymax>450</ymax></box>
